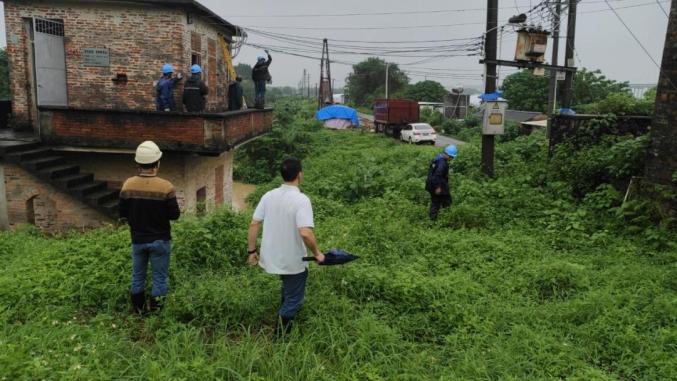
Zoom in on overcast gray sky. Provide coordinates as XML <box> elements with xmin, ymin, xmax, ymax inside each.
<box><xmin>0</xmin><ymin>0</ymin><xmax>670</xmax><ymax>90</ymax></box>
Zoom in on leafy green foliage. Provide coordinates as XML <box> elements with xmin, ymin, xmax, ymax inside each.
<box><xmin>234</xmin><ymin>98</ymin><xmax>320</xmax><ymax>183</ymax></box>
<box><xmin>501</xmin><ymin>70</ymin><xmax>550</xmax><ymax>112</ymax></box>
<box><xmin>577</xmin><ymin>92</ymin><xmax>654</xmax><ymax>115</ymax></box>
<box><xmin>345</xmin><ymin>58</ymin><xmax>409</xmax><ymax>106</ymax></box>
<box><xmin>501</xmin><ymin>68</ymin><xmax>633</xmax><ymax>113</ymax></box>
<box><xmin>1</xmin><ymin>100</ymin><xmax>675</xmax><ymax>380</ymax></box>
<box><xmin>402</xmin><ymin>80</ymin><xmax>448</xmax><ymax>102</ymax></box>
<box><xmin>419</xmin><ymin>107</ymin><xmax>444</xmax><ymax>127</ymax></box>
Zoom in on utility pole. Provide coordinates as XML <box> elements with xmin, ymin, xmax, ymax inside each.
<box><xmin>318</xmin><ymin>38</ymin><xmax>334</xmax><ymax>108</ymax></box>
<box><xmin>560</xmin><ymin>0</ymin><xmax>578</xmax><ymax>108</ymax></box>
<box><xmin>385</xmin><ymin>62</ymin><xmax>390</xmax><ymax>99</ymax></box>
<box><xmin>307</xmin><ymin>72</ymin><xmax>311</xmax><ymax>98</ymax></box>
<box><xmin>546</xmin><ymin>0</ymin><xmax>562</xmax><ymax>116</ymax></box>
<box><xmin>482</xmin><ymin>0</ymin><xmax>498</xmax><ymax>177</ymax></box>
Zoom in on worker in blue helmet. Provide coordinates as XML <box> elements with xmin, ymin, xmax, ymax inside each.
<box><xmin>425</xmin><ymin>144</ymin><xmax>457</xmax><ymax>220</ymax></box>
<box><xmin>251</xmin><ymin>50</ymin><xmax>272</xmax><ymax>109</ymax></box>
<box><xmin>156</xmin><ymin>63</ymin><xmax>183</xmax><ymax>112</ymax></box>
<box><xmin>182</xmin><ymin>64</ymin><xmax>209</xmax><ymax>112</ymax></box>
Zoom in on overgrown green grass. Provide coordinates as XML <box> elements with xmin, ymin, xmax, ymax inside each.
<box><xmin>1</xmin><ymin>101</ymin><xmax>675</xmax><ymax>380</ymax></box>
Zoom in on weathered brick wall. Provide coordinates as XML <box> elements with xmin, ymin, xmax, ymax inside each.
<box><xmin>41</xmin><ymin>109</ymin><xmax>206</xmax><ymax>151</ymax></box>
<box><xmin>62</xmin><ymin>151</ymin><xmax>234</xmax><ymax>213</ymax></box>
<box><xmin>4</xmin><ymin>1</ymin><xmax>235</xmax><ymax>127</ymax></box>
<box><xmin>40</xmin><ymin>108</ymin><xmax>273</xmax><ymax>152</ymax></box>
<box><xmin>1</xmin><ymin>162</ymin><xmax>110</xmax><ymax>231</ymax></box>
<box><xmin>224</xmin><ymin>111</ymin><xmax>274</xmax><ymax>144</ymax></box>
<box><xmin>185</xmin><ymin>15</ymin><xmax>230</xmax><ymax>112</ymax></box>
<box><xmin>4</xmin><ymin>1</ymin><xmax>186</xmax><ymax>126</ymax></box>
<box><xmin>646</xmin><ymin>1</ymin><xmax>677</xmax><ymax>188</ymax></box>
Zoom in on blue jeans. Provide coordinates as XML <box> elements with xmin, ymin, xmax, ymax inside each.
<box><xmin>254</xmin><ymin>80</ymin><xmax>266</xmax><ymax>106</ymax></box>
<box><xmin>279</xmin><ymin>269</ymin><xmax>308</xmax><ymax>319</ymax></box>
<box><xmin>130</xmin><ymin>240</ymin><xmax>171</xmax><ymax>297</ymax></box>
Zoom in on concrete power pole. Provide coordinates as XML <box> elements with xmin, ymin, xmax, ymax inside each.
<box><xmin>560</xmin><ymin>0</ymin><xmax>578</xmax><ymax>108</ymax></box>
<box><xmin>482</xmin><ymin>0</ymin><xmax>498</xmax><ymax>177</ymax></box>
<box><xmin>546</xmin><ymin>0</ymin><xmax>562</xmax><ymax>116</ymax></box>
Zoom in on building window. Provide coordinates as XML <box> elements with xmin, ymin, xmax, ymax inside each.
<box><xmin>196</xmin><ymin>187</ymin><xmax>206</xmax><ymax>215</ymax></box>
<box><xmin>191</xmin><ymin>53</ymin><xmax>202</xmax><ymax>67</ymax></box>
<box><xmin>34</xmin><ymin>18</ymin><xmax>64</xmax><ymax>36</ymax></box>
<box><xmin>187</xmin><ymin>12</ymin><xmax>194</xmax><ymax>25</ymax></box>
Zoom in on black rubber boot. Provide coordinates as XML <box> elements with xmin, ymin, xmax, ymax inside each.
<box><xmin>130</xmin><ymin>292</ymin><xmax>145</xmax><ymax>314</ymax></box>
<box><xmin>149</xmin><ymin>296</ymin><xmax>165</xmax><ymax>313</ymax></box>
<box><xmin>275</xmin><ymin>315</ymin><xmax>293</xmax><ymax>339</ymax></box>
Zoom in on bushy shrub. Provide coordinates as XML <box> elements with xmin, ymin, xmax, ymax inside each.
<box><xmin>234</xmin><ymin>99</ymin><xmax>320</xmax><ymax>184</ymax></box>
<box><xmin>578</xmin><ymin>92</ymin><xmax>654</xmax><ymax>116</ymax></box>
<box><xmin>419</xmin><ymin>107</ymin><xmax>445</xmax><ymax>127</ymax></box>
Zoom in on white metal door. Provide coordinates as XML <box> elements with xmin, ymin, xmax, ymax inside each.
<box><xmin>34</xmin><ymin>18</ymin><xmax>67</xmax><ymax>106</ymax></box>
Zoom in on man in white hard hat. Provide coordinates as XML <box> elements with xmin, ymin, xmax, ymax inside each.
<box><xmin>119</xmin><ymin>141</ymin><xmax>181</xmax><ymax>314</ymax></box>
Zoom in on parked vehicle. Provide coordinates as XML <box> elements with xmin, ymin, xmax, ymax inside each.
<box><xmin>400</xmin><ymin>123</ymin><xmax>437</xmax><ymax>144</ymax></box>
<box><xmin>373</xmin><ymin>99</ymin><xmax>419</xmax><ymax>138</ymax></box>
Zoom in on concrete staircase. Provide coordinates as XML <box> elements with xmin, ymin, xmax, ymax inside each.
<box><xmin>0</xmin><ymin>141</ymin><xmax>119</xmax><ymax>218</ymax></box>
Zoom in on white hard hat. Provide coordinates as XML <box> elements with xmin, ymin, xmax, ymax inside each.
<box><xmin>135</xmin><ymin>141</ymin><xmax>163</xmax><ymax>164</ymax></box>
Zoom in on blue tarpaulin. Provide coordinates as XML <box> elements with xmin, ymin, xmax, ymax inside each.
<box><xmin>479</xmin><ymin>91</ymin><xmax>504</xmax><ymax>101</ymax></box>
<box><xmin>315</xmin><ymin>105</ymin><xmax>360</xmax><ymax>127</ymax></box>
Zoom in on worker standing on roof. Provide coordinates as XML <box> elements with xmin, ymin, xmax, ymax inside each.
<box><xmin>156</xmin><ymin>64</ymin><xmax>183</xmax><ymax>112</ymax></box>
<box><xmin>119</xmin><ymin>141</ymin><xmax>181</xmax><ymax>315</ymax></box>
<box><xmin>425</xmin><ymin>145</ymin><xmax>457</xmax><ymax>221</ymax></box>
<box><xmin>228</xmin><ymin>76</ymin><xmax>244</xmax><ymax>111</ymax></box>
<box><xmin>252</xmin><ymin>50</ymin><xmax>272</xmax><ymax>109</ymax></box>
<box><xmin>183</xmin><ymin>64</ymin><xmax>209</xmax><ymax>112</ymax></box>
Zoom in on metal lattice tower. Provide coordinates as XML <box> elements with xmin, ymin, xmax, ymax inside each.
<box><xmin>318</xmin><ymin>38</ymin><xmax>333</xmax><ymax>108</ymax></box>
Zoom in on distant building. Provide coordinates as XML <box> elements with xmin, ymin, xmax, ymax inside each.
<box><xmin>418</xmin><ymin>101</ymin><xmax>445</xmax><ymax>113</ymax></box>
<box><xmin>0</xmin><ymin>0</ymin><xmax>272</xmax><ymax>231</ymax></box>
<box><xmin>333</xmin><ymin>94</ymin><xmax>345</xmax><ymax>104</ymax></box>
<box><xmin>443</xmin><ymin>94</ymin><xmax>470</xmax><ymax>119</ymax></box>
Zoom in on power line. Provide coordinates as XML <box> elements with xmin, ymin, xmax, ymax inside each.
<box><xmin>603</xmin><ymin>0</ymin><xmax>661</xmax><ymax>68</ymax></box>
<box><xmin>224</xmin><ymin>0</ymin><xmax>649</xmax><ymax>18</ymax></box>
<box><xmin>244</xmin><ymin>21</ymin><xmax>485</xmax><ymax>31</ymax></box>
<box><xmin>655</xmin><ymin>0</ymin><xmax>670</xmax><ymax>16</ymax></box>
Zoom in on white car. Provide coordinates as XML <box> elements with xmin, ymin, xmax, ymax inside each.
<box><xmin>400</xmin><ymin>123</ymin><xmax>437</xmax><ymax>145</ymax></box>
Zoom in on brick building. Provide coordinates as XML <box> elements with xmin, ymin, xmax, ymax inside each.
<box><xmin>0</xmin><ymin>0</ymin><xmax>273</xmax><ymax>231</ymax></box>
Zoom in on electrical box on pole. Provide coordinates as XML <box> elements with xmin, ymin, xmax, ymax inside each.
<box><xmin>482</xmin><ymin>100</ymin><xmax>507</xmax><ymax>135</ymax></box>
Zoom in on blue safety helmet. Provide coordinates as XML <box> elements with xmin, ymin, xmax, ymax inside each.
<box><xmin>162</xmin><ymin>63</ymin><xmax>174</xmax><ymax>74</ymax></box>
<box><xmin>444</xmin><ymin>144</ymin><xmax>458</xmax><ymax>158</ymax></box>
<box><xmin>191</xmin><ymin>64</ymin><xmax>202</xmax><ymax>74</ymax></box>
<box><xmin>257</xmin><ymin>55</ymin><xmax>266</xmax><ymax>62</ymax></box>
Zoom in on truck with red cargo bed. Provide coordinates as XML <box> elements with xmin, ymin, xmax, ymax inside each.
<box><xmin>373</xmin><ymin>99</ymin><xmax>420</xmax><ymax>138</ymax></box>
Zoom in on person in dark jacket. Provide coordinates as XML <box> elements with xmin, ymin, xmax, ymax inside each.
<box><xmin>156</xmin><ymin>63</ymin><xmax>183</xmax><ymax>111</ymax></box>
<box><xmin>425</xmin><ymin>145</ymin><xmax>458</xmax><ymax>220</ymax></box>
<box><xmin>252</xmin><ymin>50</ymin><xmax>272</xmax><ymax>109</ymax></box>
<box><xmin>119</xmin><ymin>141</ymin><xmax>181</xmax><ymax>314</ymax></box>
<box><xmin>183</xmin><ymin>64</ymin><xmax>209</xmax><ymax>112</ymax></box>
<box><xmin>228</xmin><ymin>76</ymin><xmax>244</xmax><ymax>111</ymax></box>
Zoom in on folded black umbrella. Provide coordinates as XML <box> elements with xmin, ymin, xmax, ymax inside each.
<box><xmin>303</xmin><ymin>249</ymin><xmax>359</xmax><ymax>266</ymax></box>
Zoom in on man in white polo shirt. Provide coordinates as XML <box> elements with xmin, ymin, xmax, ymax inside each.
<box><xmin>247</xmin><ymin>157</ymin><xmax>325</xmax><ymax>336</ymax></box>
